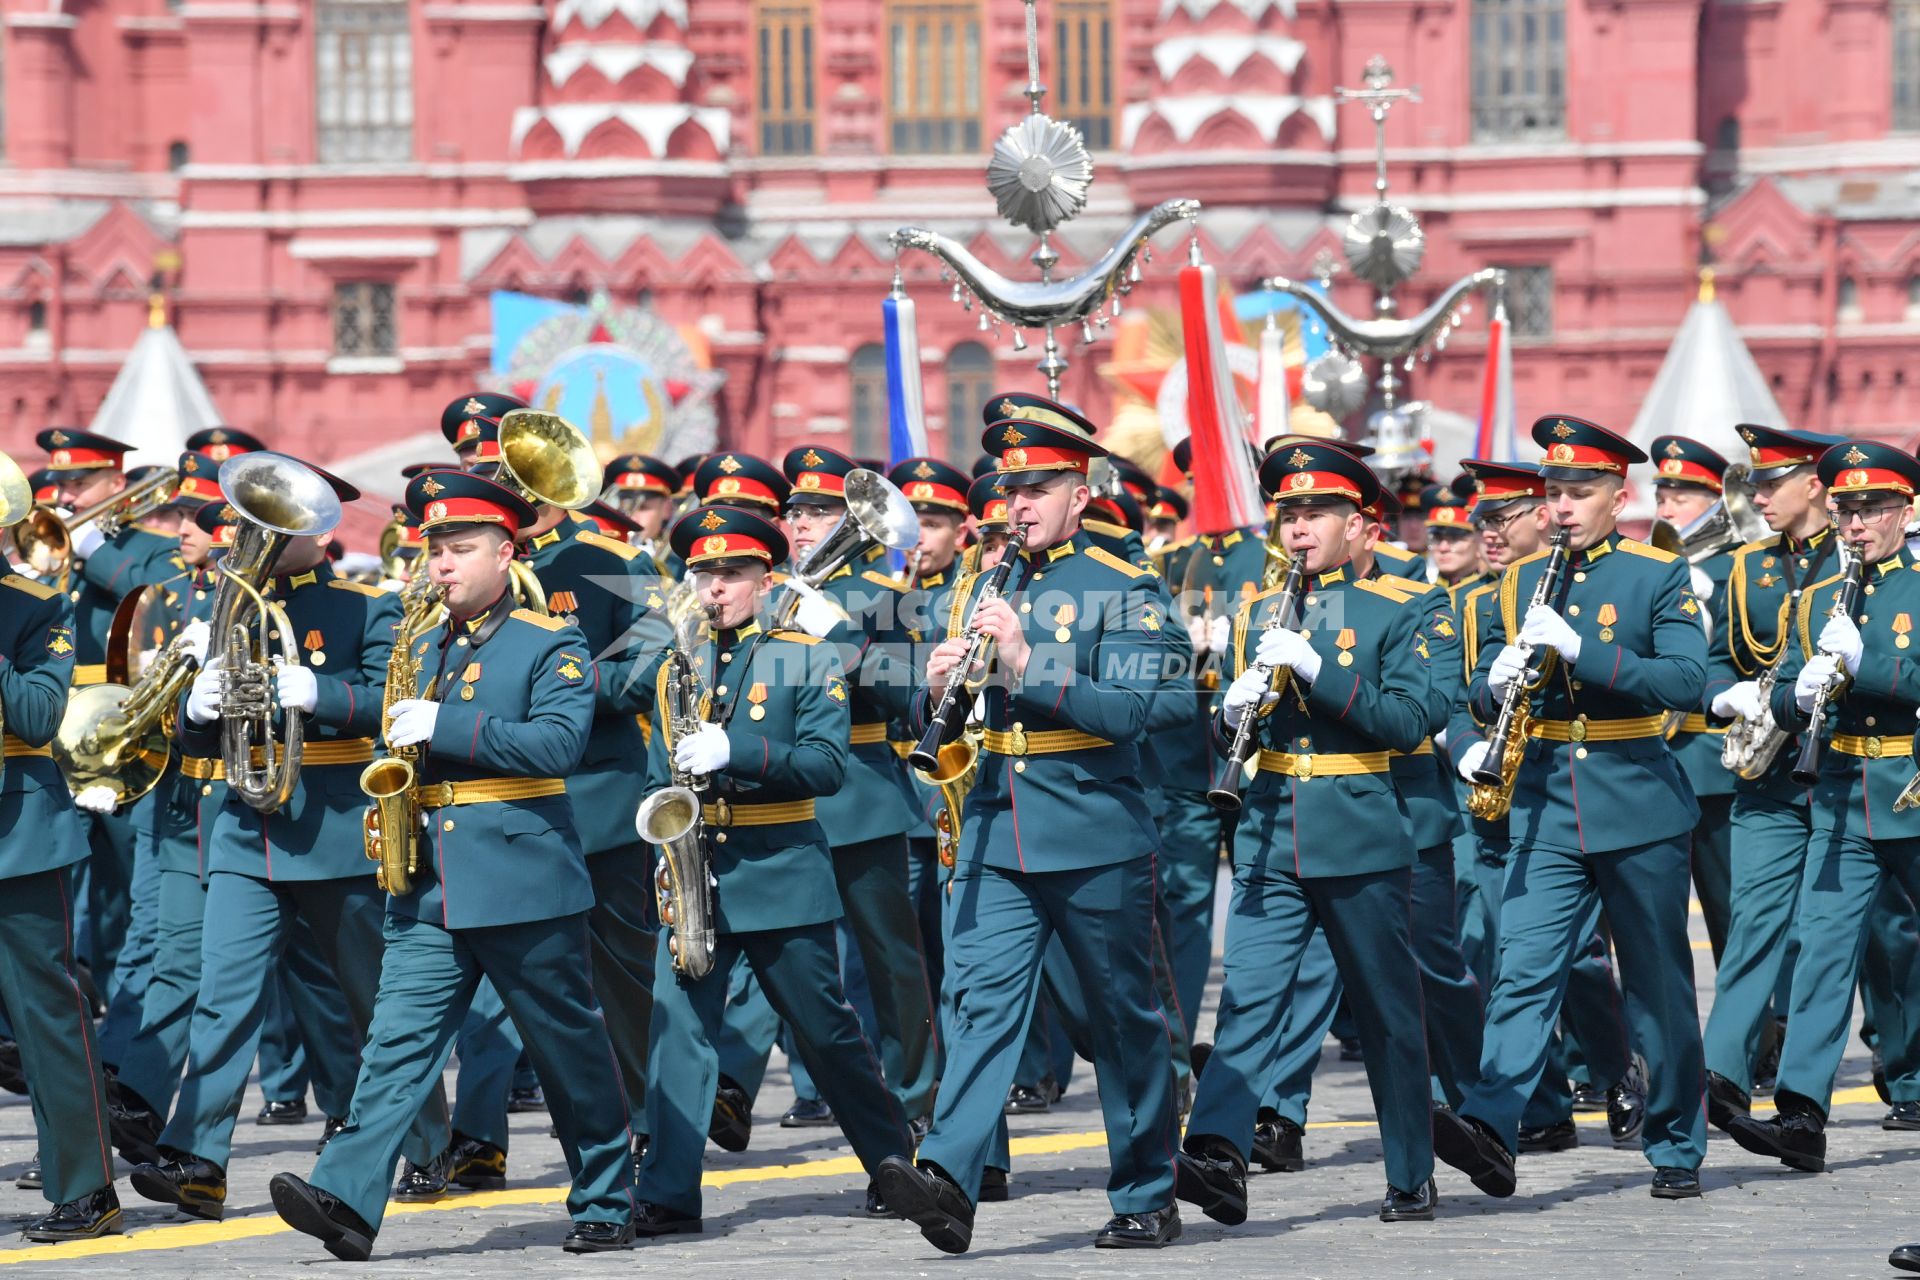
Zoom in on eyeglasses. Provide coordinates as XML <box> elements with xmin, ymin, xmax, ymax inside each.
<box><xmin>1474</xmin><ymin>507</ymin><xmax>1536</xmax><ymax>535</ymax></box>
<box><xmin>1835</xmin><ymin>500</ymin><xmax>1909</xmax><ymax>526</ymax></box>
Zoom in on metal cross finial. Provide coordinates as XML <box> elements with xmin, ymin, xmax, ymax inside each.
<box><xmin>1022</xmin><ymin>0</ymin><xmax>1046</xmax><ymax>115</ymax></box>
<box><xmin>1335</xmin><ymin>56</ymin><xmax>1421</xmax><ymax>204</ymax></box>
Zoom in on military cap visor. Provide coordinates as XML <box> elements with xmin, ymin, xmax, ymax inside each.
<box><xmin>186</xmin><ymin>426</ymin><xmax>267</xmax><ymax>460</ymax></box>
<box><xmin>36</xmin><ymin>428</ymin><xmax>130</xmax><ymax>471</ymax></box>
<box><xmin>174</xmin><ymin>452</ymin><xmax>226</xmax><ymax>506</ymax></box>
<box><xmin>693</xmin><ymin>453</ymin><xmax>791</xmax><ymax>510</ymax></box>
<box><xmin>783</xmin><ymin>445</ymin><xmax>859</xmax><ymax>507</ymax></box>
<box><xmin>1737</xmin><ymin>424</ymin><xmax>1845</xmax><ymax>481</ymax></box>
<box><xmin>1147</xmin><ymin>486</ymin><xmax>1189</xmax><ymax>523</ymax></box>
<box><xmin>890</xmin><ymin>457</ymin><xmax>970</xmax><ymax>513</ymax></box>
<box><xmin>440</xmin><ymin>392</ymin><xmax>528</xmax><ymax>447</ymax></box>
<box><xmin>967</xmin><ymin>473</ymin><xmax>1010</xmax><ymax>528</ymax></box>
<box><xmin>1531</xmin><ymin>414</ymin><xmax>1647</xmax><ymax>480</ymax></box>
<box><xmin>670</xmin><ymin>503</ymin><xmax>789</xmax><ymax>568</ymax></box>
<box><xmin>406</xmin><ymin>469</ymin><xmax>537</xmax><ymax>533</ymax></box>
<box><xmin>583</xmin><ymin>500</ymin><xmax>644</xmax><ymax>537</ymax></box>
<box><xmin>193</xmin><ymin>499</ymin><xmax>239</xmax><ymax>545</ymax></box>
<box><xmin>1650</xmin><ymin>435</ymin><xmax>1730</xmax><ymax>493</ymax></box>
<box><xmin>1258</xmin><ymin>441</ymin><xmax>1381</xmax><ymax>511</ymax></box>
<box><xmin>603</xmin><ymin>453</ymin><xmax>677</xmax><ymax>495</ymax></box>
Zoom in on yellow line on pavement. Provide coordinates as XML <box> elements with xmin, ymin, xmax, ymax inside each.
<box><xmin>0</xmin><ymin>1085</ymin><xmax>1885</xmax><ymax>1265</ymax></box>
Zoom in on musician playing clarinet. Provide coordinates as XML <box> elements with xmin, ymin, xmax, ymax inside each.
<box><xmin>1173</xmin><ymin>440</ymin><xmax>1437</xmax><ymax>1228</ymax></box>
<box><xmin>877</xmin><ymin>393</ymin><xmax>1179</xmax><ymax>1255</ymax></box>
<box><xmin>1437</xmin><ymin>415</ymin><xmax>1709</xmax><ymax>1203</ymax></box>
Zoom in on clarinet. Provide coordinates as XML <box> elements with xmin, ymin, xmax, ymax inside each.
<box><xmin>1791</xmin><ymin>537</ymin><xmax>1866</xmax><ymax>786</ymax></box>
<box><xmin>908</xmin><ymin>527</ymin><xmax>1029</xmax><ymax>772</ymax></box>
<box><xmin>1207</xmin><ymin>556</ymin><xmax>1307</xmax><ymax>814</ymax></box>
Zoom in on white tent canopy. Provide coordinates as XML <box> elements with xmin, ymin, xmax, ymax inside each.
<box><xmin>87</xmin><ymin>316</ymin><xmax>222</xmax><ymax>468</ymax></box>
<box><xmin>1624</xmin><ymin>286</ymin><xmax>1787</xmax><ymax>519</ymax></box>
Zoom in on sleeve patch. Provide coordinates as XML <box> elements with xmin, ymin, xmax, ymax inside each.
<box><xmin>45</xmin><ymin>625</ymin><xmax>74</xmax><ymax>658</ymax></box>
<box><xmin>556</xmin><ymin>652</ymin><xmax>586</xmax><ymax>684</ymax></box>
<box><xmin>826</xmin><ymin>677</ymin><xmax>849</xmax><ymax>703</ymax></box>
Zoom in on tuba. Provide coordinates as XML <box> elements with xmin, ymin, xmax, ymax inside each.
<box><xmin>635</xmin><ymin>589</ymin><xmax>718</xmax><ymax>980</ymax></box>
<box><xmin>213</xmin><ymin>454</ymin><xmax>344</xmax><ymax>813</ymax></box>
<box><xmin>1649</xmin><ymin>464</ymin><xmax>1769</xmax><ymax>566</ymax></box>
<box><xmin>775</xmin><ymin>469</ymin><xmax>920</xmax><ymax>627</ymax></box>
<box><xmin>487</xmin><ymin>408</ymin><xmax>599</xmax><ymax>613</ymax></box>
<box><xmin>360</xmin><ymin>575</ymin><xmax>446</xmax><ymax>895</ymax></box>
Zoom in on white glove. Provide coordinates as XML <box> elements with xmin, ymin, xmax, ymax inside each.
<box><xmin>1794</xmin><ymin>654</ymin><xmax>1840</xmax><ymax>713</ymax></box>
<box><xmin>1456</xmin><ymin>741</ymin><xmax>1491</xmax><ymax>783</ymax></box>
<box><xmin>1488</xmin><ymin>644</ymin><xmax>1529</xmax><ymax>699</ymax></box>
<box><xmin>1254</xmin><ymin>626</ymin><xmax>1322</xmax><ymax>684</ymax></box>
<box><xmin>186</xmin><ymin>663</ymin><xmax>223</xmax><ymax>724</ymax></box>
<box><xmin>786</xmin><ymin>581</ymin><xmax>842</xmax><ymax>640</ymax></box>
<box><xmin>1208</xmin><ymin>614</ymin><xmax>1231</xmax><ymax>654</ymax></box>
<box><xmin>1434</xmin><ymin>728</ymin><xmax>1448</xmax><ymax>752</ymax></box>
<box><xmin>1520</xmin><ymin>604</ymin><xmax>1583</xmax><ymax>662</ymax></box>
<box><xmin>386</xmin><ymin>698</ymin><xmax>441</xmax><ymax>748</ymax></box>
<box><xmin>71</xmin><ymin>785</ymin><xmax>117</xmax><ymax>815</ymax></box>
<box><xmin>1222</xmin><ymin>667</ymin><xmax>1280</xmax><ymax>728</ymax></box>
<box><xmin>177</xmin><ymin>618</ymin><xmax>210</xmax><ymax>664</ymax></box>
<box><xmin>1711</xmin><ymin>681</ymin><xmax>1764</xmax><ymax>722</ymax></box>
<box><xmin>70</xmin><ymin>522</ymin><xmax>106</xmax><ymax>561</ymax></box>
<box><xmin>275</xmin><ymin>663</ymin><xmax>318</xmax><ymax>714</ymax></box>
<box><xmin>673</xmin><ymin>722</ymin><xmax>731</xmax><ymax>775</ymax></box>
<box><xmin>1690</xmin><ymin>565</ymin><xmax>1715</xmax><ymax>601</ymax></box>
<box><xmin>1818</xmin><ymin>613</ymin><xmax>1864</xmax><ymax>676</ymax></box>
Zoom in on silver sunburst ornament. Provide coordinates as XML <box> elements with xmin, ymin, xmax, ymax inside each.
<box><xmin>987</xmin><ymin>114</ymin><xmax>1093</xmax><ymax>235</ymax></box>
<box><xmin>1343</xmin><ymin>203</ymin><xmax>1425</xmax><ymax>291</ymax></box>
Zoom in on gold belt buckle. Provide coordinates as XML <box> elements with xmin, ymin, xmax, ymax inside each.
<box><xmin>712</xmin><ymin>798</ymin><xmax>733</xmax><ymax>827</ymax></box>
<box><xmin>1007</xmin><ymin>724</ymin><xmax>1029</xmax><ymax>756</ymax></box>
<box><xmin>1569</xmin><ymin>719</ymin><xmax>1588</xmax><ymax>743</ymax></box>
<box><xmin>1868</xmin><ymin>736</ymin><xmax>1884</xmax><ymax>759</ymax></box>
<box><xmin>418</xmin><ymin>783</ymin><xmax>453</xmax><ymax>808</ymax></box>
<box><xmin>1289</xmin><ymin>754</ymin><xmax>1314</xmax><ymax>780</ymax></box>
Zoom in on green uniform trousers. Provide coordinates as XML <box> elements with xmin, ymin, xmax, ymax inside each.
<box><xmin>1191</xmin><ymin>864</ymin><xmax>1433</xmax><ymax>1194</ymax></box>
<box><xmin>0</xmin><ymin>867</ymin><xmax>115</xmax><ymax>1205</ymax></box>
<box><xmin>1690</xmin><ymin>793</ymin><xmax>1735</xmax><ymax>964</ymax></box>
<box><xmin>97</xmin><ymin>817</ymin><xmax>160</xmax><ymax>1066</ymax></box>
<box><xmin>831</xmin><ymin>835</ymin><xmax>937</xmax><ymax>1121</ymax></box>
<box><xmin>1462</xmin><ymin>835</ymin><xmax>1706</xmax><ymax>1169</ymax></box>
<box><xmin>1158</xmin><ymin>787</ymin><xmax>1229</xmax><ymax>1040</ymax></box>
<box><xmin>311</xmin><ymin>911</ymin><xmax>634</xmax><ymax>1232</ymax></box>
<box><xmin>115</xmin><ymin>868</ymin><xmax>206</xmax><ymax>1117</ymax></box>
<box><xmin>638</xmin><ymin>922</ymin><xmax>913</xmax><ymax>1217</ymax></box>
<box><xmin>78</xmin><ymin>809</ymin><xmax>135</xmax><ymax>1003</ymax></box>
<box><xmin>162</xmin><ymin>872</ymin><xmax>449</xmax><ymax>1170</ymax></box>
<box><xmin>451</xmin><ymin>978</ymin><xmax>522</xmax><ymax>1150</ymax></box>
<box><xmin>919</xmin><ymin>857</ymin><xmax>1178</xmax><ymax>1213</ymax></box>
<box><xmin>1775</xmin><ymin>831</ymin><xmax>1920</xmax><ymax>1113</ymax></box>
<box><xmin>1703</xmin><ymin>794</ymin><xmax>1812</xmax><ymax>1093</ymax></box>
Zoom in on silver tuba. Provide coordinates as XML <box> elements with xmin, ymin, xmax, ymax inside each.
<box><xmin>213</xmin><ymin>454</ymin><xmax>344</xmax><ymax>813</ymax></box>
<box><xmin>635</xmin><ymin>588</ymin><xmax>718</xmax><ymax>980</ymax></box>
<box><xmin>774</xmin><ymin>469</ymin><xmax>920</xmax><ymax>627</ymax></box>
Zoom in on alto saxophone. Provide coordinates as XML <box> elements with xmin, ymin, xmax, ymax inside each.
<box><xmin>1720</xmin><ymin>654</ymin><xmax>1790</xmax><ymax>781</ymax></box>
<box><xmin>1466</xmin><ymin>524</ymin><xmax>1572</xmax><ymax>821</ymax></box>
<box><xmin>635</xmin><ymin>592</ymin><xmax>718</xmax><ymax>980</ymax></box>
<box><xmin>360</xmin><ymin>578</ymin><xmax>446</xmax><ymax>895</ymax></box>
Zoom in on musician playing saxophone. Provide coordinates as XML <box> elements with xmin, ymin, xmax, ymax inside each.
<box><xmin>128</xmin><ymin>462</ymin><xmax>453</xmax><ymax>1224</ymax></box>
<box><xmin>1723</xmin><ymin>440</ymin><xmax>1920</xmax><ymax>1177</ymax></box>
<box><xmin>269</xmin><ymin>469</ymin><xmax>636</xmax><ymax>1258</ymax></box>
<box><xmin>1695</xmin><ymin>424</ymin><xmax>1864</xmax><ymax>1133</ymax></box>
<box><xmin>1437</xmin><ymin>415</ymin><xmax>1708</xmax><ymax>1204</ymax></box>
<box><xmin>630</xmin><ymin>503</ymin><xmax>911</xmax><ymax>1239</ymax></box>
<box><xmin>1174</xmin><ymin>440</ymin><xmax>1435</xmax><ymax>1229</ymax></box>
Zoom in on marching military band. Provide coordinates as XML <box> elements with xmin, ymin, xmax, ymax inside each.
<box><xmin>5</xmin><ymin>393</ymin><xmax>1920</xmax><ymax>1262</ymax></box>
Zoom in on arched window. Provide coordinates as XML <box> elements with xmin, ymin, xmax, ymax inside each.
<box><xmin>849</xmin><ymin>343</ymin><xmax>890</xmax><ymax>458</ymax></box>
<box><xmin>316</xmin><ymin>1</ymin><xmax>413</xmax><ymax>163</ymax></box>
<box><xmin>757</xmin><ymin>0</ymin><xmax>816</xmax><ymax>155</ymax></box>
<box><xmin>945</xmin><ymin>342</ymin><xmax>995</xmax><ymax>462</ymax></box>
<box><xmin>1470</xmin><ymin>0</ymin><xmax>1566</xmax><ymax>140</ymax></box>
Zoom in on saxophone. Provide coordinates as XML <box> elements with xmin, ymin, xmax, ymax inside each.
<box><xmin>360</xmin><ymin>578</ymin><xmax>446</xmax><ymax>895</ymax></box>
<box><xmin>634</xmin><ymin>593</ymin><xmax>717</xmax><ymax>980</ymax></box>
<box><xmin>1466</xmin><ymin>524</ymin><xmax>1572</xmax><ymax>821</ymax></box>
<box><xmin>1719</xmin><ymin>654</ymin><xmax>1790</xmax><ymax>780</ymax></box>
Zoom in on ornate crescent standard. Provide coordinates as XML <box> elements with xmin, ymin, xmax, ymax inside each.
<box><xmin>1261</xmin><ymin>267</ymin><xmax>1504</xmax><ymax>361</ymax></box>
<box><xmin>891</xmin><ymin>199</ymin><xmax>1201</xmax><ymax>332</ymax></box>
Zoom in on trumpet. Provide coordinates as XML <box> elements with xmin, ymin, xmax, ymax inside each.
<box><xmin>213</xmin><ymin>454</ymin><xmax>344</xmax><ymax>813</ymax></box>
<box><xmin>1466</xmin><ymin>523</ymin><xmax>1573</xmax><ymax>821</ymax></box>
<box><xmin>908</xmin><ymin>525</ymin><xmax>1027</xmax><ymax>773</ymax></box>
<box><xmin>15</xmin><ymin>467</ymin><xmax>179</xmax><ymax>578</ymax></box>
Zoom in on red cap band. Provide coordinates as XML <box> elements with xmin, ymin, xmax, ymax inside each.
<box><xmin>1655</xmin><ymin>457</ymin><xmax>1723</xmax><ymax>492</ymax></box>
<box><xmin>684</xmin><ymin>532</ymin><xmax>774</xmax><ymax>565</ymax></box>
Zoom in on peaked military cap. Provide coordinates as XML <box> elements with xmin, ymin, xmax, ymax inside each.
<box><xmin>36</xmin><ymin>427</ymin><xmax>130</xmax><ymax>471</ymax></box>
<box><xmin>670</xmin><ymin>503</ymin><xmax>789</xmax><ymax>569</ymax></box>
<box><xmin>968</xmin><ymin>473</ymin><xmax>1010</xmax><ymax>529</ymax></box>
<box><xmin>1818</xmin><ymin>439</ymin><xmax>1920</xmax><ymax>498</ymax></box>
<box><xmin>603</xmin><ymin>453</ymin><xmax>677</xmax><ymax>496</ymax></box>
<box><xmin>970</xmin><ymin>454</ymin><xmax>1000</xmax><ymax>480</ymax></box>
<box><xmin>186</xmin><ymin>426</ymin><xmax>267</xmax><ymax>461</ymax></box>
<box><xmin>692</xmin><ymin>452</ymin><xmax>790</xmax><ymax>511</ymax></box>
<box><xmin>890</xmin><ymin>456</ymin><xmax>969</xmax><ymax>514</ymax></box>
<box><xmin>1108</xmin><ymin>454</ymin><xmax>1155</xmax><ymax>505</ymax></box>
<box><xmin>982</xmin><ymin>391</ymin><xmax>1108</xmax><ymax>479</ymax></box>
<box><xmin>406</xmin><ymin>469</ymin><xmax>536</xmax><ymax>533</ymax></box>
<box><xmin>1421</xmin><ymin>481</ymin><xmax>1474</xmax><ymax>530</ymax></box>
<box><xmin>1531</xmin><ymin>414</ymin><xmax>1647</xmax><ymax>480</ymax></box>
<box><xmin>1146</xmin><ymin>485</ymin><xmax>1188</xmax><ymax>523</ymax></box>
<box><xmin>1736</xmin><ymin>423</ymin><xmax>1845</xmax><ymax>482</ymax></box>
<box><xmin>782</xmin><ymin>444</ymin><xmax>859</xmax><ymax>507</ymax></box>
<box><xmin>1650</xmin><ymin>435</ymin><xmax>1730</xmax><ymax>493</ymax></box>
<box><xmin>27</xmin><ymin>468</ymin><xmax>56</xmax><ymax>503</ymax></box>
<box><xmin>582</xmin><ymin>499</ymin><xmax>644</xmax><ymax>537</ymax></box>
<box><xmin>1089</xmin><ymin>488</ymin><xmax>1144</xmax><ymax>532</ymax></box>
<box><xmin>1459</xmin><ymin>458</ymin><xmax>1547</xmax><ymax>515</ymax></box>
<box><xmin>174</xmin><ymin>451</ymin><xmax>226</xmax><ymax>507</ymax></box>
<box><xmin>194</xmin><ymin>498</ymin><xmax>240</xmax><ymax>547</ymax></box>
<box><xmin>1258</xmin><ymin>440</ymin><xmax>1381</xmax><ymax>510</ymax></box>
<box><xmin>440</xmin><ymin>392</ymin><xmax>528</xmax><ymax>451</ymax></box>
